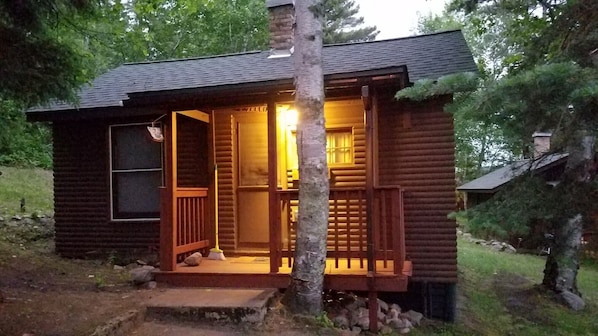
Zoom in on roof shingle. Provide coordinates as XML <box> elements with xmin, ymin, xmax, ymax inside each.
<box><xmin>29</xmin><ymin>30</ymin><xmax>476</xmax><ymax>114</ymax></box>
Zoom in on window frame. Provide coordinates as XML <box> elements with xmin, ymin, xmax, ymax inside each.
<box><xmin>286</xmin><ymin>126</ymin><xmax>355</xmax><ymax>171</ymax></box>
<box><xmin>325</xmin><ymin>127</ymin><xmax>355</xmax><ymax>167</ymax></box>
<box><xmin>109</xmin><ymin>122</ymin><xmax>164</xmax><ymax>222</ymax></box>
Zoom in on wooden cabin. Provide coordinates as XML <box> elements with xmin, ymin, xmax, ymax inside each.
<box><xmin>27</xmin><ymin>1</ymin><xmax>476</xmax><ymax>322</ymax></box>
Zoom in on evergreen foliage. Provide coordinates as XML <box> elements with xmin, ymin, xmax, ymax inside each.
<box><xmin>320</xmin><ymin>0</ymin><xmax>378</xmax><ymax>44</ymax></box>
<box><xmin>0</xmin><ymin>0</ymin><xmax>97</xmax><ymax>107</ymax></box>
<box><xmin>431</xmin><ymin>0</ymin><xmax>598</xmax><ymax>294</ymax></box>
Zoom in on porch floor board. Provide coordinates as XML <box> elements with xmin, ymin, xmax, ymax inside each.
<box><xmin>154</xmin><ymin>257</ymin><xmax>412</xmax><ymax>292</ymax></box>
<box><xmin>168</xmin><ymin>257</ymin><xmax>399</xmax><ymax>274</ymax></box>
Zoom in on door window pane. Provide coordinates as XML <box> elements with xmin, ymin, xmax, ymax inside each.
<box><xmin>238</xmin><ymin>122</ymin><xmax>268</xmax><ymax>186</ymax></box>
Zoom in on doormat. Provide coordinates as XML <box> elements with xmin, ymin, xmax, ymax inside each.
<box><xmin>230</xmin><ymin>257</ymin><xmax>269</xmax><ymax>264</ymax></box>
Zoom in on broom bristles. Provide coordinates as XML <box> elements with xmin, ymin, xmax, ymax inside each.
<box><xmin>208</xmin><ymin>248</ymin><xmax>226</xmax><ymax>260</ymax></box>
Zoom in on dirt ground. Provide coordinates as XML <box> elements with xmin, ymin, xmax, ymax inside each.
<box><xmin>0</xmin><ymin>238</ymin><xmax>155</xmax><ymax>336</ymax></box>
<box><xmin>0</xmin><ymin>231</ymin><xmax>340</xmax><ymax>336</ymax></box>
<box><xmin>129</xmin><ymin>304</ymin><xmax>341</xmax><ymax>336</ymax></box>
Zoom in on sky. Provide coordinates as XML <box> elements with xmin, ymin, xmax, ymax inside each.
<box><xmin>355</xmin><ymin>0</ymin><xmax>449</xmax><ymax>40</ymax></box>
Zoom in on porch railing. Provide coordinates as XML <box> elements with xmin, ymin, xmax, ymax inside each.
<box><xmin>276</xmin><ymin>186</ymin><xmax>405</xmax><ymax>274</ymax></box>
<box><xmin>160</xmin><ymin>187</ymin><xmax>210</xmax><ymax>271</ymax></box>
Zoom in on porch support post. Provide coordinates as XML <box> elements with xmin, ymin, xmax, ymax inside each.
<box><xmin>365</xmin><ymin>85</ymin><xmax>379</xmax><ymax>332</ymax></box>
<box><xmin>368</xmin><ymin>290</ymin><xmax>379</xmax><ymax>332</ymax></box>
<box><xmin>362</xmin><ymin>85</ymin><xmax>376</xmax><ymax>275</ymax></box>
<box><xmin>160</xmin><ymin>113</ymin><xmax>177</xmax><ymax>271</ymax></box>
<box><xmin>267</xmin><ymin>99</ymin><xmax>280</xmax><ymax>273</ymax></box>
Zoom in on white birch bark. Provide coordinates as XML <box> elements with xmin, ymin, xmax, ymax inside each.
<box><xmin>543</xmin><ymin>133</ymin><xmax>595</xmax><ymax>298</ymax></box>
<box><xmin>281</xmin><ymin>0</ymin><xmax>328</xmax><ymax>315</ymax></box>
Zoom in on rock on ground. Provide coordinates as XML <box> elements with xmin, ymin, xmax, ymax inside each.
<box><xmin>130</xmin><ymin>265</ymin><xmax>156</xmax><ymax>285</ymax></box>
<box><xmin>184</xmin><ymin>252</ymin><xmax>203</xmax><ymax>266</ymax></box>
<box><xmin>559</xmin><ymin>290</ymin><xmax>585</xmax><ymax>311</ymax></box>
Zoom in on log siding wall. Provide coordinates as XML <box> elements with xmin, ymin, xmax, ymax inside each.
<box><xmin>53</xmin><ymin>119</ymin><xmax>160</xmax><ymax>257</ymax></box>
<box><xmin>213</xmin><ymin>111</ymin><xmax>236</xmax><ymax>251</ymax></box>
<box><xmin>377</xmin><ymin>92</ymin><xmax>458</xmax><ymax>283</ymax></box>
<box><xmin>52</xmin><ymin>94</ymin><xmax>459</xmax><ymax>287</ymax></box>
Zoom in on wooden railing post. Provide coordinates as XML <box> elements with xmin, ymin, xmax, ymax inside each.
<box><xmin>267</xmin><ymin>99</ymin><xmax>280</xmax><ymax>274</ymax></box>
<box><xmin>159</xmin><ymin>187</ymin><xmax>176</xmax><ymax>271</ymax></box>
<box><xmin>397</xmin><ymin>188</ymin><xmax>406</xmax><ymax>273</ymax></box>
<box><xmin>391</xmin><ymin>188</ymin><xmax>401</xmax><ymax>274</ymax></box>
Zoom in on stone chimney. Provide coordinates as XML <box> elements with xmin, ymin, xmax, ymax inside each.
<box><xmin>266</xmin><ymin>0</ymin><xmax>294</xmax><ymax>57</ymax></box>
<box><xmin>533</xmin><ymin>132</ymin><xmax>552</xmax><ymax>158</ymax></box>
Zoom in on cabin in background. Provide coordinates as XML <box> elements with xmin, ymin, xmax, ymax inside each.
<box><xmin>27</xmin><ymin>0</ymin><xmax>476</xmax><ymax>322</ymax></box>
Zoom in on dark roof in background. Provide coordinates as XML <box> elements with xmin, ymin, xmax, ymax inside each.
<box><xmin>29</xmin><ymin>29</ymin><xmax>476</xmax><ymax>114</ymax></box>
<box><xmin>457</xmin><ymin>153</ymin><xmax>569</xmax><ymax>192</ymax></box>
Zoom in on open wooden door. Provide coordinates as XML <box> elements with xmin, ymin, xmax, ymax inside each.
<box><xmin>160</xmin><ymin>110</ymin><xmax>211</xmax><ymax>271</ymax></box>
<box><xmin>235</xmin><ymin>110</ymin><xmax>270</xmax><ymax>250</ymax></box>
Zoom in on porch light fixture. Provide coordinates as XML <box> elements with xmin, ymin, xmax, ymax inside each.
<box><xmin>279</xmin><ymin>105</ymin><xmax>298</xmax><ymax>128</ymax></box>
<box><xmin>147</xmin><ymin>114</ymin><xmax>167</xmax><ymax>142</ymax></box>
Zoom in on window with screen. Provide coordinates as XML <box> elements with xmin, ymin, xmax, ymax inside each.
<box><xmin>110</xmin><ymin>123</ymin><xmax>163</xmax><ymax>220</ymax></box>
<box><xmin>326</xmin><ymin>129</ymin><xmax>353</xmax><ymax>165</ymax></box>
<box><xmin>286</xmin><ymin>128</ymin><xmax>354</xmax><ymax>170</ymax></box>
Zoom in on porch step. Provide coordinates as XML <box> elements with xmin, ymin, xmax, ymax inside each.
<box><xmin>145</xmin><ymin>288</ymin><xmax>279</xmax><ymax>324</ymax></box>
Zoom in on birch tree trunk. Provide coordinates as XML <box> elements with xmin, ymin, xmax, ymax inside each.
<box><xmin>281</xmin><ymin>0</ymin><xmax>328</xmax><ymax>315</ymax></box>
<box><xmin>542</xmin><ymin>133</ymin><xmax>595</xmax><ymax>296</ymax></box>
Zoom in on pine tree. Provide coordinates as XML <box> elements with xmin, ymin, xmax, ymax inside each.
<box><xmin>321</xmin><ymin>0</ymin><xmax>378</xmax><ymax>44</ymax></box>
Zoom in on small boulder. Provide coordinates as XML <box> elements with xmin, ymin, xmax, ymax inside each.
<box><xmin>130</xmin><ymin>265</ymin><xmax>155</xmax><ymax>284</ymax></box>
<box><xmin>332</xmin><ymin>313</ymin><xmax>350</xmax><ymax>329</ymax></box>
<box><xmin>403</xmin><ymin>310</ymin><xmax>424</xmax><ymax>326</ymax></box>
<box><xmin>386</xmin><ymin>307</ymin><xmax>400</xmax><ymax>323</ymax></box>
<box><xmin>184</xmin><ymin>252</ymin><xmax>203</xmax><ymax>266</ymax></box>
<box><xmin>113</xmin><ymin>265</ymin><xmax>125</xmax><ymax>271</ymax></box>
<box><xmin>346</xmin><ymin>296</ymin><xmax>367</xmax><ymax>311</ymax></box>
<box><xmin>351</xmin><ymin>307</ymin><xmax>369</xmax><ymax>329</ymax></box>
<box><xmin>376</xmin><ymin>298</ymin><xmax>389</xmax><ymax>313</ymax></box>
<box><xmin>503</xmin><ymin>244</ymin><xmax>517</xmax><ymax>253</ymax></box>
<box><xmin>354</xmin><ymin>316</ymin><xmax>370</xmax><ymax>330</ymax></box>
<box><xmin>559</xmin><ymin>290</ymin><xmax>585</xmax><ymax>311</ymax></box>
<box><xmin>388</xmin><ymin>317</ymin><xmax>412</xmax><ymax>330</ymax></box>
<box><xmin>140</xmin><ymin>281</ymin><xmax>158</xmax><ymax>290</ymax></box>
<box><xmin>379</xmin><ymin>325</ymin><xmax>393</xmax><ymax>334</ymax></box>
<box><xmin>350</xmin><ymin>326</ymin><xmax>362</xmax><ymax>335</ymax></box>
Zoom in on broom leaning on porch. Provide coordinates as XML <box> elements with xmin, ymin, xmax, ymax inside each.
<box><xmin>208</xmin><ymin>113</ymin><xmax>225</xmax><ymax>260</ymax></box>
<box><xmin>208</xmin><ymin>164</ymin><xmax>225</xmax><ymax>260</ymax></box>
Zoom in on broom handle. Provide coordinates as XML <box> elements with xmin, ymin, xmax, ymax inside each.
<box><xmin>212</xmin><ymin>111</ymin><xmax>220</xmax><ymax>250</ymax></box>
<box><xmin>214</xmin><ymin>164</ymin><xmax>219</xmax><ymax>249</ymax></box>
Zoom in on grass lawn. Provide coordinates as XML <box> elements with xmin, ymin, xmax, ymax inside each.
<box><xmin>0</xmin><ymin>166</ymin><xmax>53</xmax><ymax>216</ymax></box>
<box><xmin>1</xmin><ymin>166</ymin><xmax>597</xmax><ymax>335</ymax></box>
<box><xmin>413</xmin><ymin>238</ymin><xmax>598</xmax><ymax>335</ymax></box>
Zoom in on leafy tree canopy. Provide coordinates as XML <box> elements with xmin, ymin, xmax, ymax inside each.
<box><xmin>0</xmin><ymin>0</ymin><xmax>97</xmax><ymax>107</ymax></box>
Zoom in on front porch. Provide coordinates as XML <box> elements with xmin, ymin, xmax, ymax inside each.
<box><xmin>157</xmin><ymin>183</ymin><xmax>411</xmax><ymax>292</ymax></box>
<box><xmin>156</xmin><ymin>94</ymin><xmax>412</xmax><ymax>294</ymax></box>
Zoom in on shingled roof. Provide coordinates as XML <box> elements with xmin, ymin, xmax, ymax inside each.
<box><xmin>457</xmin><ymin>153</ymin><xmax>569</xmax><ymax>193</ymax></box>
<box><xmin>29</xmin><ymin>29</ymin><xmax>476</xmax><ymax>114</ymax></box>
